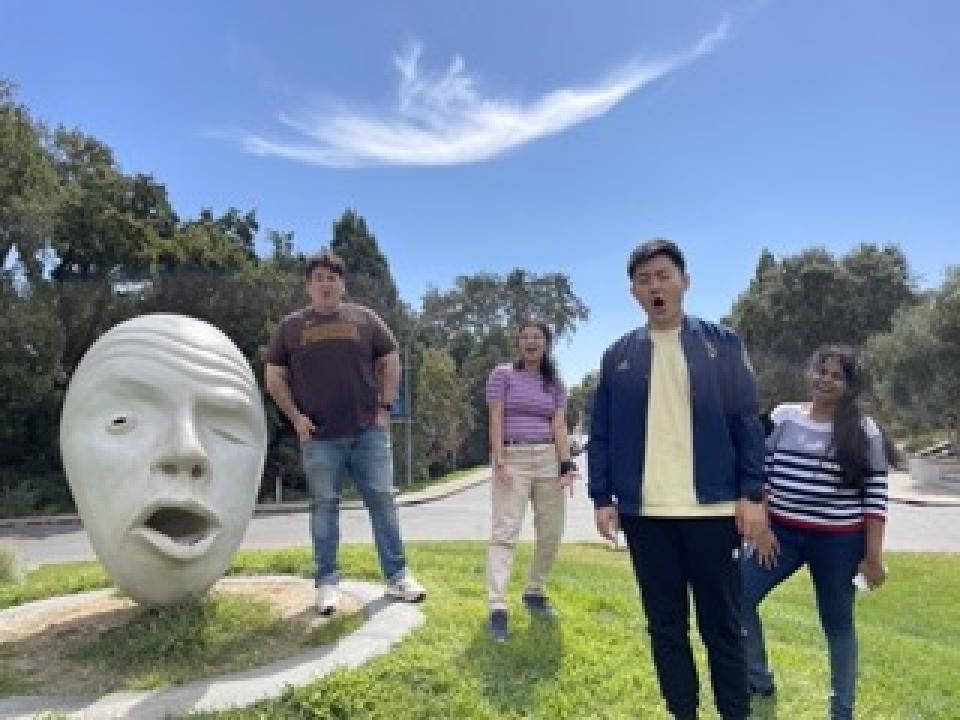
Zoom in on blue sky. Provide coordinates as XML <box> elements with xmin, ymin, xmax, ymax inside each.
<box><xmin>2</xmin><ymin>1</ymin><xmax>958</xmax><ymax>384</ymax></box>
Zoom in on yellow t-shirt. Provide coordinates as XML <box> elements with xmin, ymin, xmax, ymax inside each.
<box><xmin>642</xmin><ymin>326</ymin><xmax>735</xmax><ymax>517</ymax></box>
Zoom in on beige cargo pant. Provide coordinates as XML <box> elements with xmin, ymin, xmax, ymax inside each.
<box><xmin>487</xmin><ymin>442</ymin><xmax>566</xmax><ymax>610</ymax></box>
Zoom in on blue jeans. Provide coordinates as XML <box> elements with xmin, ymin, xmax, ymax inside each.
<box><xmin>741</xmin><ymin>520</ymin><xmax>864</xmax><ymax>720</ymax></box>
<box><xmin>301</xmin><ymin>426</ymin><xmax>407</xmax><ymax>584</ymax></box>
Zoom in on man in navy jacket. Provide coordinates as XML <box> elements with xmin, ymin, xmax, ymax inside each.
<box><xmin>588</xmin><ymin>238</ymin><xmax>766</xmax><ymax>720</ymax></box>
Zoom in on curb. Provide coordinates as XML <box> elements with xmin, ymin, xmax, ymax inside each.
<box><xmin>888</xmin><ymin>493</ymin><xmax>960</xmax><ymax>508</ymax></box>
<box><xmin>0</xmin><ymin>469</ymin><xmax>492</xmax><ymax>531</ymax></box>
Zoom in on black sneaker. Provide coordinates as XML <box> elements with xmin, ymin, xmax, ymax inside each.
<box><xmin>489</xmin><ymin>609</ymin><xmax>508</xmax><ymax>642</ymax></box>
<box><xmin>521</xmin><ymin>591</ymin><xmax>558</xmax><ymax>619</ymax></box>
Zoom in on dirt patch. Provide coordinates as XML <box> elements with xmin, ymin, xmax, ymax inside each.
<box><xmin>0</xmin><ymin>576</ymin><xmax>364</xmax><ymax>697</ymax></box>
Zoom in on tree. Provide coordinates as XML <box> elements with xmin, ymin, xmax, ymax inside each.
<box><xmin>412</xmin><ymin>348</ymin><xmax>474</xmax><ymax>479</ymax></box>
<box><xmin>421</xmin><ymin>271</ymin><xmax>589</xmax><ymax>344</ymax></box>
<box><xmin>330</xmin><ymin>209</ymin><xmax>406</xmax><ymax>332</ymax></box>
<box><xmin>0</xmin><ymin>79</ymin><xmax>60</xmax><ymax>282</ymax></box>
<box><xmin>727</xmin><ymin>244</ymin><xmax>916</xmax><ymax>409</ymax></box>
<box><xmin>567</xmin><ymin>370</ymin><xmax>599</xmax><ymax>432</ymax></box>
<box><xmin>866</xmin><ymin>267</ymin><xmax>960</xmax><ymax>451</ymax></box>
<box><xmin>0</xmin><ymin>278</ymin><xmax>71</xmax><ymax>516</ymax></box>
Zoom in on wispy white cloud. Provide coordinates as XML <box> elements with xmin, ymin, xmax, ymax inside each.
<box><xmin>238</xmin><ymin>21</ymin><xmax>729</xmax><ymax>168</ymax></box>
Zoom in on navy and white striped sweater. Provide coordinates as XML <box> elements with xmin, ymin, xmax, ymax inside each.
<box><xmin>764</xmin><ymin>403</ymin><xmax>887</xmax><ymax>532</ymax></box>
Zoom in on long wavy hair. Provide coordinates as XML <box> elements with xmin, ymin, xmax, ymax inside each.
<box><xmin>514</xmin><ymin>320</ymin><xmax>560</xmax><ymax>392</ymax></box>
<box><xmin>809</xmin><ymin>345</ymin><xmax>870</xmax><ymax>491</ymax></box>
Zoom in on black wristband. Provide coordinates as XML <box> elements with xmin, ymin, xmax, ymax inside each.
<box><xmin>559</xmin><ymin>459</ymin><xmax>577</xmax><ymax>475</ymax></box>
<box><xmin>379</xmin><ymin>402</ymin><xmax>394</xmax><ymax>411</ymax></box>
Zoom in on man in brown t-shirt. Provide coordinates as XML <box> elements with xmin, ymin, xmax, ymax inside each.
<box><xmin>265</xmin><ymin>250</ymin><xmax>425</xmax><ymax>614</ymax></box>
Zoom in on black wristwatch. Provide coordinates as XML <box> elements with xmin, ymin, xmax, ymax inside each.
<box><xmin>379</xmin><ymin>401</ymin><xmax>394</xmax><ymax>412</ymax></box>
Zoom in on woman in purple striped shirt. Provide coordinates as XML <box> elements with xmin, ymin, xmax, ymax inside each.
<box><xmin>484</xmin><ymin>320</ymin><xmax>578</xmax><ymax>642</ymax></box>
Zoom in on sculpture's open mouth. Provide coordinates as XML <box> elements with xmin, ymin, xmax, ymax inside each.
<box><xmin>131</xmin><ymin>501</ymin><xmax>221</xmax><ymax>561</ymax></box>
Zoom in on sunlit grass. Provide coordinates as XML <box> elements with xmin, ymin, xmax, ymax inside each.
<box><xmin>2</xmin><ymin>545</ymin><xmax>957</xmax><ymax>718</ymax></box>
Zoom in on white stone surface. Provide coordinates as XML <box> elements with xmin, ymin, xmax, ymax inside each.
<box><xmin>59</xmin><ymin>314</ymin><xmax>267</xmax><ymax>606</ymax></box>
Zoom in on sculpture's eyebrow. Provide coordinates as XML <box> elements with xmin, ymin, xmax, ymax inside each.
<box><xmin>195</xmin><ymin>386</ymin><xmax>256</xmax><ymax>413</ymax></box>
<box><xmin>96</xmin><ymin>376</ymin><xmax>256</xmax><ymax>413</ymax></box>
<box><xmin>95</xmin><ymin>376</ymin><xmax>164</xmax><ymax>400</ymax></box>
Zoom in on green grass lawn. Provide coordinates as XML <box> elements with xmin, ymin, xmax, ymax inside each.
<box><xmin>2</xmin><ymin>544</ymin><xmax>958</xmax><ymax>719</ymax></box>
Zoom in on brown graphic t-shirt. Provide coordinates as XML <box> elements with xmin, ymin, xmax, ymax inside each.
<box><xmin>265</xmin><ymin>303</ymin><xmax>398</xmax><ymax>439</ymax></box>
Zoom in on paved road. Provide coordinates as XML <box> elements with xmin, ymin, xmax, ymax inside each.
<box><xmin>4</xmin><ymin>475</ymin><xmax>960</xmax><ymax>568</ymax></box>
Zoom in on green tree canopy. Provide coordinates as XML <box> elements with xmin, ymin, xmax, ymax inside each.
<box><xmin>0</xmin><ymin>79</ymin><xmax>60</xmax><ymax>282</ymax></box>
<box><xmin>866</xmin><ymin>267</ymin><xmax>960</xmax><ymax>447</ymax></box>
<box><xmin>727</xmin><ymin>244</ymin><xmax>916</xmax><ymax>408</ymax></box>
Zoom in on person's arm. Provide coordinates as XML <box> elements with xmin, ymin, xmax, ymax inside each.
<box><xmin>551</xmin><ymin>408</ymin><xmax>577</xmax><ymax>496</ymax></box>
<box><xmin>486</xmin><ymin>367</ymin><xmax>511</xmax><ymax>485</ymax></box>
<box><xmin>488</xmin><ymin>399</ymin><xmax>511</xmax><ymax>485</ymax></box>
<box><xmin>587</xmin><ymin>355</ymin><xmax>618</xmax><ymax>541</ymax></box>
<box><xmin>859</xmin><ymin>518</ymin><xmax>887</xmax><ymax>588</ymax></box>
<box><xmin>727</xmin><ymin>334</ymin><xmax>767</xmax><ymax>543</ymax></box>
<box><xmin>859</xmin><ymin>423</ymin><xmax>889</xmax><ymax>588</ymax></box>
<box><xmin>264</xmin><ymin>363</ymin><xmax>315</xmax><ymax>441</ymax></box>
<box><xmin>375</xmin><ymin>350</ymin><xmax>401</xmax><ymax>427</ymax></box>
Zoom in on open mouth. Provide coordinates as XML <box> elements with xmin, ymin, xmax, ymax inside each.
<box><xmin>131</xmin><ymin>500</ymin><xmax>221</xmax><ymax>561</ymax></box>
<box><xmin>652</xmin><ymin>296</ymin><xmax>665</xmax><ymax>309</ymax></box>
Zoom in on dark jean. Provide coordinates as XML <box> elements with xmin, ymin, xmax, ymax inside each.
<box><xmin>741</xmin><ymin>520</ymin><xmax>864</xmax><ymax>720</ymax></box>
<box><xmin>301</xmin><ymin>426</ymin><xmax>407</xmax><ymax>584</ymax></box>
<box><xmin>621</xmin><ymin>515</ymin><xmax>749</xmax><ymax>720</ymax></box>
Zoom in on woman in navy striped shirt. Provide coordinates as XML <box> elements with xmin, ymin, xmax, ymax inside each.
<box><xmin>484</xmin><ymin>320</ymin><xmax>578</xmax><ymax>642</ymax></box>
<box><xmin>742</xmin><ymin>345</ymin><xmax>888</xmax><ymax>720</ymax></box>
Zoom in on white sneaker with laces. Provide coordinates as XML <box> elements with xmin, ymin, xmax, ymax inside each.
<box><xmin>385</xmin><ymin>573</ymin><xmax>426</xmax><ymax>603</ymax></box>
<box><xmin>316</xmin><ymin>582</ymin><xmax>339</xmax><ymax>616</ymax></box>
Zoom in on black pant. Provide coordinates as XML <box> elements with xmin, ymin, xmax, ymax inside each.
<box><xmin>620</xmin><ymin>514</ymin><xmax>749</xmax><ymax>720</ymax></box>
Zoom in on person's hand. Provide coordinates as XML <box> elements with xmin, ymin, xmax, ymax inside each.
<box><xmin>595</xmin><ymin>505</ymin><xmax>619</xmax><ymax>542</ymax></box>
<box><xmin>753</xmin><ymin>528</ymin><xmax>780</xmax><ymax>570</ymax></box>
<box><xmin>559</xmin><ymin>469</ymin><xmax>578</xmax><ymax>497</ymax></box>
<box><xmin>494</xmin><ymin>463</ymin><xmax>512</xmax><ymax>485</ymax></box>
<box><xmin>858</xmin><ymin>557</ymin><xmax>887</xmax><ymax>590</ymax></box>
<box><xmin>375</xmin><ymin>408</ymin><xmax>390</xmax><ymax>428</ymax></box>
<box><xmin>736</xmin><ymin>499</ymin><xmax>767</xmax><ymax>546</ymax></box>
<box><xmin>293</xmin><ymin>413</ymin><xmax>316</xmax><ymax>442</ymax></box>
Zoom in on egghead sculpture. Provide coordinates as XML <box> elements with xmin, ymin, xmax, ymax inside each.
<box><xmin>60</xmin><ymin>314</ymin><xmax>267</xmax><ymax>606</ymax></box>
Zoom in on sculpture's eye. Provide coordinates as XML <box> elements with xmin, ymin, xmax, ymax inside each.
<box><xmin>107</xmin><ymin>414</ymin><xmax>136</xmax><ymax>434</ymax></box>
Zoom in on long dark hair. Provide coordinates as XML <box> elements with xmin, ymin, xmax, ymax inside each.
<box><xmin>514</xmin><ymin>320</ymin><xmax>560</xmax><ymax>392</ymax></box>
<box><xmin>809</xmin><ymin>345</ymin><xmax>869</xmax><ymax>490</ymax></box>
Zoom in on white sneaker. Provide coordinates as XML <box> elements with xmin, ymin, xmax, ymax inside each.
<box><xmin>384</xmin><ymin>573</ymin><xmax>426</xmax><ymax>603</ymax></box>
<box><xmin>316</xmin><ymin>582</ymin><xmax>339</xmax><ymax>616</ymax></box>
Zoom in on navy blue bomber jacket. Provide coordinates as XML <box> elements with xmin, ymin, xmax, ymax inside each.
<box><xmin>587</xmin><ymin>315</ymin><xmax>765</xmax><ymax>515</ymax></box>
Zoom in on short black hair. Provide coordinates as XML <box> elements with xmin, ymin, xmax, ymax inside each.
<box><xmin>306</xmin><ymin>250</ymin><xmax>345</xmax><ymax>279</ymax></box>
<box><xmin>627</xmin><ymin>238</ymin><xmax>686</xmax><ymax>279</ymax></box>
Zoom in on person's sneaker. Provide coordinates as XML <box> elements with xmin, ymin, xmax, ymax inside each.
<box><xmin>316</xmin><ymin>582</ymin><xmax>339</xmax><ymax>616</ymax></box>
<box><xmin>522</xmin><ymin>591</ymin><xmax>558</xmax><ymax>619</ymax></box>
<box><xmin>489</xmin><ymin>609</ymin><xmax>508</xmax><ymax>642</ymax></box>
<box><xmin>385</xmin><ymin>573</ymin><xmax>427</xmax><ymax>603</ymax></box>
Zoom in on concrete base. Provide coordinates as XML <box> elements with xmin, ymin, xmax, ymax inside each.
<box><xmin>0</xmin><ymin>576</ymin><xmax>424</xmax><ymax>720</ymax></box>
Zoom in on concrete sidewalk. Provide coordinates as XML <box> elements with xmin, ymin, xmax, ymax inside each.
<box><xmin>0</xmin><ymin>467</ymin><xmax>493</xmax><ymax>531</ymax></box>
<box><xmin>2</xmin><ymin>466</ymin><xmax>958</xmax><ymax>533</ymax></box>
<box><xmin>887</xmin><ymin>470</ymin><xmax>960</xmax><ymax>507</ymax></box>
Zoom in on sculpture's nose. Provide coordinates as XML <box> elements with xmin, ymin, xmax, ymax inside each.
<box><xmin>153</xmin><ymin>411</ymin><xmax>210</xmax><ymax>480</ymax></box>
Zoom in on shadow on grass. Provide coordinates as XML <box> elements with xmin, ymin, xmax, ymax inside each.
<box><xmin>750</xmin><ymin>693</ymin><xmax>779</xmax><ymax>719</ymax></box>
<box><xmin>458</xmin><ymin>613</ymin><xmax>562</xmax><ymax>717</ymax></box>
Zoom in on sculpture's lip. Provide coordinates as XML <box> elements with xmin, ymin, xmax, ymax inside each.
<box><xmin>130</xmin><ymin>499</ymin><xmax>222</xmax><ymax>562</ymax></box>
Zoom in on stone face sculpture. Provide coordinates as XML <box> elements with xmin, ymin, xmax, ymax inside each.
<box><xmin>60</xmin><ymin>314</ymin><xmax>267</xmax><ymax>606</ymax></box>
